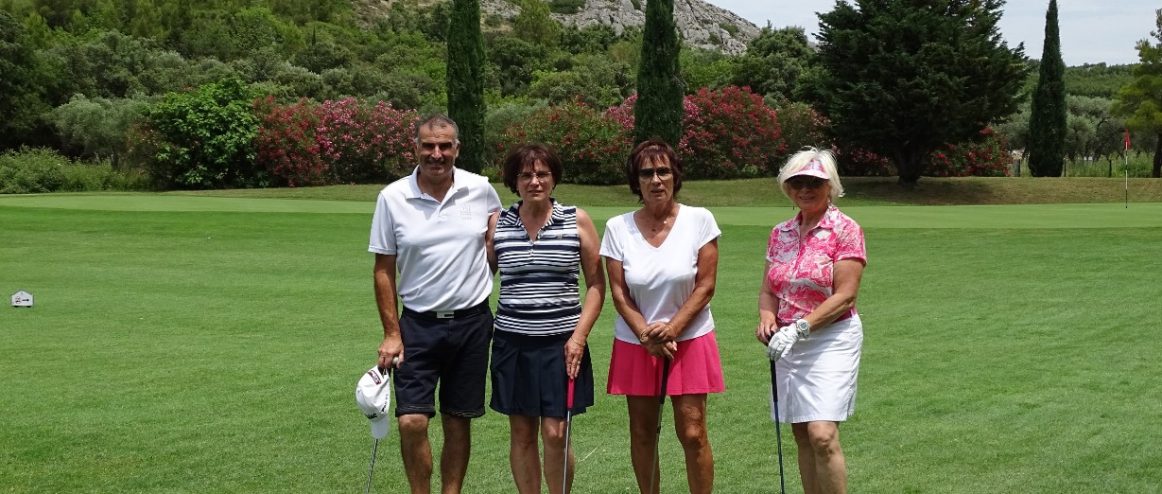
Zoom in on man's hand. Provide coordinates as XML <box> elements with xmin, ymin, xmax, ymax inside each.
<box><xmin>378</xmin><ymin>335</ymin><xmax>403</xmax><ymax>370</ymax></box>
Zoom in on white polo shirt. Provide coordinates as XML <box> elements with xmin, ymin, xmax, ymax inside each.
<box><xmin>369</xmin><ymin>167</ymin><xmax>502</xmax><ymax>313</ymax></box>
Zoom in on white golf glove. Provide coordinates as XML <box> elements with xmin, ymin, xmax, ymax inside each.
<box><xmin>766</xmin><ymin>325</ymin><xmax>800</xmax><ymax>361</ymax></box>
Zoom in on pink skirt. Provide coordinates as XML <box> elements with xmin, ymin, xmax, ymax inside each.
<box><xmin>607</xmin><ymin>332</ymin><xmax>725</xmax><ymax>396</ymax></box>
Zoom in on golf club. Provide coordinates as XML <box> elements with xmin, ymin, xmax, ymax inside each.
<box><xmin>647</xmin><ymin>358</ymin><xmax>672</xmax><ymax>494</ymax></box>
<box><xmin>562</xmin><ymin>377</ymin><xmax>576</xmax><ymax>494</ymax></box>
<box><xmin>364</xmin><ymin>438</ymin><xmax>380</xmax><ymax>494</ymax></box>
<box><xmin>770</xmin><ymin>360</ymin><xmax>786</xmax><ymax>494</ymax></box>
<box><xmin>362</xmin><ymin>359</ymin><xmax>396</xmax><ymax>494</ymax></box>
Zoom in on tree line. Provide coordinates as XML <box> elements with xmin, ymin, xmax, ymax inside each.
<box><xmin>2</xmin><ymin>0</ymin><xmax>1159</xmax><ymax>190</ymax></box>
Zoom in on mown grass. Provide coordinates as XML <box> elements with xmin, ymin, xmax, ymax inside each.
<box><xmin>2</xmin><ymin>193</ymin><xmax>1161</xmax><ymax>493</ymax></box>
<box><xmin>163</xmin><ymin>176</ymin><xmax>1162</xmax><ymax>207</ymax></box>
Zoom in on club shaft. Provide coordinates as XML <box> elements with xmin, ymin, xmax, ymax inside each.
<box><xmin>563</xmin><ymin>378</ymin><xmax>575</xmax><ymax>494</ymax></box>
<box><xmin>648</xmin><ymin>359</ymin><xmax>671</xmax><ymax>494</ymax></box>
<box><xmin>364</xmin><ymin>438</ymin><xmax>379</xmax><ymax>494</ymax></box>
<box><xmin>770</xmin><ymin>360</ymin><xmax>785</xmax><ymax>494</ymax></box>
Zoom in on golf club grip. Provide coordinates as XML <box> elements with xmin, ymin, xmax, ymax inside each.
<box><xmin>566</xmin><ymin>377</ymin><xmax>575</xmax><ymax>408</ymax></box>
<box><xmin>659</xmin><ymin>359</ymin><xmax>672</xmax><ymax>404</ymax></box>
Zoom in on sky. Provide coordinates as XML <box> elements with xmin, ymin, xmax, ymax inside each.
<box><xmin>704</xmin><ymin>0</ymin><xmax>1159</xmax><ymax>66</ymax></box>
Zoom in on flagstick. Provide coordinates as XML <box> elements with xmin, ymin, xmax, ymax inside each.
<box><xmin>1123</xmin><ymin>131</ymin><xmax>1130</xmax><ymax>209</ymax></box>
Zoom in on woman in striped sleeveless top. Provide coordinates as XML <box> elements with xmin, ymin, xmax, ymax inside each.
<box><xmin>486</xmin><ymin>144</ymin><xmax>605</xmax><ymax>494</ymax></box>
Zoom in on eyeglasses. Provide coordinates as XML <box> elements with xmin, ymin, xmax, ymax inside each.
<box><xmin>637</xmin><ymin>167</ymin><xmax>673</xmax><ymax>179</ymax></box>
<box><xmin>517</xmin><ymin>171</ymin><xmax>553</xmax><ymax>182</ymax></box>
<box><xmin>787</xmin><ymin>177</ymin><xmax>827</xmax><ymax>190</ymax></box>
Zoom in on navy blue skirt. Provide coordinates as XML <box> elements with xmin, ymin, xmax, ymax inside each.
<box><xmin>490</xmin><ymin>330</ymin><xmax>594</xmax><ymax>418</ymax></box>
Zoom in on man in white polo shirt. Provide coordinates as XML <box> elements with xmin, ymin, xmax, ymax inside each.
<box><xmin>369</xmin><ymin>114</ymin><xmax>501</xmax><ymax>494</ymax></box>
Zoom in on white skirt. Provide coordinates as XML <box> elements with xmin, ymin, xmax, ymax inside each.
<box><xmin>770</xmin><ymin>315</ymin><xmax>863</xmax><ymax>423</ymax></box>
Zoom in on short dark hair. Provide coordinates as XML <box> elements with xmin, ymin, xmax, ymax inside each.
<box><xmin>501</xmin><ymin>143</ymin><xmax>563</xmax><ymax>193</ymax></box>
<box><xmin>414</xmin><ymin>114</ymin><xmax>459</xmax><ymax>145</ymax></box>
<box><xmin>626</xmin><ymin>138</ymin><xmax>683</xmax><ymax>201</ymax></box>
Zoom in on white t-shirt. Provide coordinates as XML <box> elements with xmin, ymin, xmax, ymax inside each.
<box><xmin>368</xmin><ymin>167</ymin><xmax>502</xmax><ymax>312</ymax></box>
<box><xmin>600</xmin><ymin>204</ymin><xmax>721</xmax><ymax>344</ymax></box>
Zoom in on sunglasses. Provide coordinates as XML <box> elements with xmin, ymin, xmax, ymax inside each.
<box><xmin>637</xmin><ymin>167</ymin><xmax>673</xmax><ymax>179</ymax></box>
<box><xmin>787</xmin><ymin>177</ymin><xmax>827</xmax><ymax>190</ymax></box>
<box><xmin>517</xmin><ymin>171</ymin><xmax>553</xmax><ymax>182</ymax></box>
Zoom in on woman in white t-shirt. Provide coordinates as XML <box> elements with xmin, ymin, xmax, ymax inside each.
<box><xmin>600</xmin><ymin>139</ymin><xmax>723</xmax><ymax>494</ymax></box>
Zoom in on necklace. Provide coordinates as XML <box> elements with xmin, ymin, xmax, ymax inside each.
<box><xmin>637</xmin><ymin>203</ymin><xmax>678</xmax><ymax>235</ymax></box>
<box><xmin>643</xmin><ymin>208</ymin><xmax>675</xmax><ymax>233</ymax></box>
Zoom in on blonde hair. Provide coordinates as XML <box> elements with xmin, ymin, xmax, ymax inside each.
<box><xmin>777</xmin><ymin>147</ymin><xmax>844</xmax><ymax>202</ymax></box>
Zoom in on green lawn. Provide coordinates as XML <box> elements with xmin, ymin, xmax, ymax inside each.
<box><xmin>2</xmin><ymin>193</ymin><xmax>1161</xmax><ymax>493</ymax></box>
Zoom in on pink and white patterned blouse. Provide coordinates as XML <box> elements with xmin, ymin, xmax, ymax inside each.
<box><xmin>766</xmin><ymin>205</ymin><xmax>866</xmax><ymax>325</ymax></box>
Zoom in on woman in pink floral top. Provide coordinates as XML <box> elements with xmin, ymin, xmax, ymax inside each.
<box><xmin>757</xmin><ymin>148</ymin><xmax>866</xmax><ymax>494</ymax></box>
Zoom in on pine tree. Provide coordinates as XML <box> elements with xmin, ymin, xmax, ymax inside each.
<box><xmin>1027</xmin><ymin>0</ymin><xmax>1067</xmax><ymax>177</ymax></box>
<box><xmin>815</xmin><ymin>0</ymin><xmax>1027</xmax><ymax>185</ymax></box>
<box><xmin>634</xmin><ymin>0</ymin><xmax>683</xmax><ymax>146</ymax></box>
<box><xmin>446</xmin><ymin>0</ymin><xmax>486</xmax><ymax>172</ymax></box>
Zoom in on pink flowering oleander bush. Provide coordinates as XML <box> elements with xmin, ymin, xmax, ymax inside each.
<box><xmin>255</xmin><ymin>97</ymin><xmax>419</xmax><ymax>187</ymax></box>
<box><xmin>255</xmin><ymin>97</ymin><xmax>326</xmax><ymax>187</ymax></box>
<box><xmin>494</xmin><ymin>99</ymin><xmax>630</xmax><ymax>185</ymax></box>
<box><xmin>608</xmin><ymin>86</ymin><xmax>785</xmax><ymax>179</ymax></box>
<box><xmin>927</xmin><ymin>127</ymin><xmax>1012</xmax><ymax>177</ymax></box>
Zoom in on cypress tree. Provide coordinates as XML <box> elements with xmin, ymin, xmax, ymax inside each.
<box><xmin>446</xmin><ymin>0</ymin><xmax>486</xmax><ymax>172</ymax></box>
<box><xmin>1027</xmin><ymin>0</ymin><xmax>1067</xmax><ymax>177</ymax></box>
<box><xmin>634</xmin><ymin>0</ymin><xmax>683</xmax><ymax>146</ymax></box>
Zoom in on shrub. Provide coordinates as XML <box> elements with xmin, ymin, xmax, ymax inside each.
<box><xmin>484</xmin><ymin>100</ymin><xmax>548</xmax><ymax>169</ymax></box>
<box><xmin>254</xmin><ymin>97</ymin><xmax>419</xmax><ymax>187</ymax></box>
<box><xmin>928</xmin><ymin>128</ymin><xmax>1013</xmax><ymax>177</ymax></box>
<box><xmin>833</xmin><ymin>146</ymin><xmax>895</xmax><ymax>177</ymax></box>
<box><xmin>318</xmin><ymin>98</ymin><xmax>419</xmax><ymax>183</ymax></box>
<box><xmin>49</xmin><ymin>94</ymin><xmax>150</xmax><ymax>164</ymax></box>
<box><xmin>0</xmin><ymin>148</ymin><xmax>149</xmax><ymax>193</ymax></box>
<box><xmin>254</xmin><ymin>97</ymin><xmax>326</xmax><ymax>186</ymax></box>
<box><xmin>142</xmin><ymin>79</ymin><xmax>261</xmax><ymax>189</ymax></box>
<box><xmin>682</xmin><ymin>86</ymin><xmax>784</xmax><ymax>178</ymax></box>
<box><xmin>494</xmin><ymin>100</ymin><xmax>630</xmax><ymax>185</ymax></box>
<box><xmin>772</xmin><ymin>101</ymin><xmax>830</xmax><ymax>161</ymax></box>
<box><xmin>610</xmin><ymin>86</ymin><xmax>785</xmax><ymax>179</ymax></box>
<box><xmin>0</xmin><ymin>148</ymin><xmax>67</xmax><ymax>193</ymax></box>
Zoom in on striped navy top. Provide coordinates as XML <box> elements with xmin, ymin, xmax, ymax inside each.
<box><xmin>494</xmin><ymin>200</ymin><xmax>582</xmax><ymax>336</ymax></box>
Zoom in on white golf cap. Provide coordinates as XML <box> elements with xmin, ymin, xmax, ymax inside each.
<box><xmin>785</xmin><ymin>158</ymin><xmax>831</xmax><ymax>181</ymax></box>
<box><xmin>355</xmin><ymin>366</ymin><xmax>392</xmax><ymax>439</ymax></box>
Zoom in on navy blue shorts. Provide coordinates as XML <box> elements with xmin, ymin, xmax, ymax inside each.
<box><xmin>393</xmin><ymin>302</ymin><xmax>493</xmax><ymax>418</ymax></box>
<box><xmin>490</xmin><ymin>330</ymin><xmax>594</xmax><ymax>418</ymax></box>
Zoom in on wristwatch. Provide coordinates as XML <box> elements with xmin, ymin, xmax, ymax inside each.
<box><xmin>794</xmin><ymin>319</ymin><xmax>811</xmax><ymax>339</ymax></box>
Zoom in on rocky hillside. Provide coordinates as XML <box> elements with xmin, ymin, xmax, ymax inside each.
<box><xmin>361</xmin><ymin>0</ymin><xmax>761</xmax><ymax>55</ymax></box>
<box><xmin>554</xmin><ymin>0</ymin><xmax>760</xmax><ymax>55</ymax></box>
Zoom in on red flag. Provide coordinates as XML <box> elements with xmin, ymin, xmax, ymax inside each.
<box><xmin>1124</xmin><ymin>129</ymin><xmax>1131</xmax><ymax>151</ymax></box>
